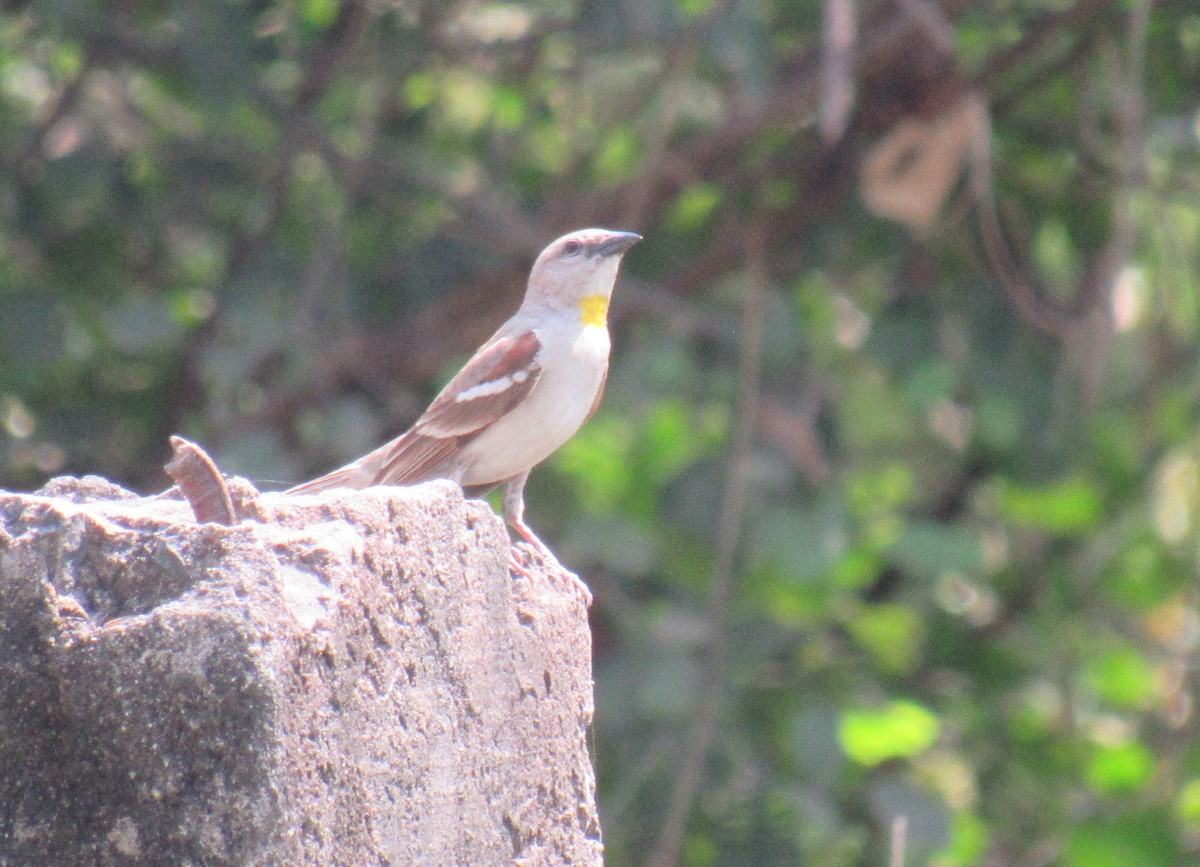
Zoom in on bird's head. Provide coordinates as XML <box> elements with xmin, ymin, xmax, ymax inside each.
<box><xmin>524</xmin><ymin>228</ymin><xmax>642</xmax><ymax>325</ymax></box>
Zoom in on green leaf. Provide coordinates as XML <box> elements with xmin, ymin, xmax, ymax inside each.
<box><xmin>845</xmin><ymin>464</ymin><xmax>915</xmax><ymax>518</ymax></box>
<box><xmin>302</xmin><ymin>0</ymin><xmax>340</xmax><ymax>31</ymax></box>
<box><xmin>931</xmin><ymin>811</ymin><xmax>990</xmax><ymax>867</ymax></box>
<box><xmin>640</xmin><ymin>398</ymin><xmax>707</xmax><ymax>483</ymax></box>
<box><xmin>845</xmin><ymin>604</ymin><xmax>924</xmax><ymax>675</ymax></box>
<box><xmin>994</xmin><ymin>476</ymin><xmax>1104</xmax><ymax>533</ymax></box>
<box><xmin>403</xmin><ymin>72</ymin><xmax>437</xmax><ymax>110</ymax></box>
<box><xmin>1086</xmin><ymin>741</ymin><xmax>1155</xmax><ymax>794</ymax></box>
<box><xmin>1032</xmin><ymin>218</ymin><xmax>1081</xmax><ymax>289</ymax></box>
<box><xmin>839</xmin><ymin>700</ymin><xmax>940</xmax><ymax>766</ymax></box>
<box><xmin>890</xmin><ymin>521</ymin><xmax>983</xmax><ymax>581</ymax></box>
<box><xmin>491</xmin><ymin>84</ymin><xmax>525</xmax><ymax>130</ymax></box>
<box><xmin>828</xmin><ymin>547</ymin><xmax>884</xmax><ymax>590</ymax></box>
<box><xmin>1064</xmin><ymin>814</ymin><xmax>1179</xmax><ymax>867</ymax></box>
<box><xmin>667</xmin><ymin>183</ymin><xmax>721</xmax><ymax>232</ymax></box>
<box><xmin>440</xmin><ymin>70</ymin><xmax>496</xmax><ymax>132</ymax></box>
<box><xmin>1085</xmin><ymin>646</ymin><xmax>1156</xmax><ymax>709</ymax></box>
<box><xmin>840</xmin><ymin>368</ymin><xmax>919</xmax><ymax>449</ymax></box>
<box><xmin>1104</xmin><ymin>541</ymin><xmax>1181</xmax><ymax>610</ymax></box>
<box><xmin>49</xmin><ymin>41</ymin><xmax>84</xmax><ymax>79</ymax></box>
<box><xmin>591</xmin><ymin>126</ymin><xmax>641</xmax><ymax>186</ymax></box>
<box><xmin>677</xmin><ymin>0</ymin><xmax>715</xmax><ymax>19</ymax></box>
<box><xmin>1175</xmin><ymin>778</ymin><xmax>1200</xmax><ymax>825</ymax></box>
<box><xmin>904</xmin><ymin>360</ymin><xmax>954</xmax><ymax>412</ymax></box>
<box><xmin>975</xmin><ymin>393</ymin><xmax>1022</xmax><ymax>451</ymax></box>
<box><xmin>554</xmin><ymin>413</ymin><xmax>635</xmax><ymax>513</ymax></box>
<box><xmin>748</xmin><ymin>497</ymin><xmax>850</xmax><ymax>586</ymax></box>
<box><xmin>99</xmin><ymin>298</ymin><xmax>184</xmax><ymax>354</ymax></box>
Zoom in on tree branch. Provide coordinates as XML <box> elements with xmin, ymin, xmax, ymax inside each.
<box><xmin>649</xmin><ymin>220</ymin><xmax>769</xmax><ymax>867</ymax></box>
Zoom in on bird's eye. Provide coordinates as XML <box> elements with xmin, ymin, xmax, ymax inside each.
<box><xmin>563</xmin><ymin>240</ymin><xmax>582</xmax><ymax>255</ymax></box>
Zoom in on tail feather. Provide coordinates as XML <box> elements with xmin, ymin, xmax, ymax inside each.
<box><xmin>285</xmin><ymin>437</ymin><xmax>397</xmax><ymax>495</ymax></box>
<box><xmin>285</xmin><ymin>463</ymin><xmax>373</xmax><ymax>495</ymax></box>
<box><xmin>286</xmin><ymin>430</ymin><xmax>469</xmax><ymax>496</ymax></box>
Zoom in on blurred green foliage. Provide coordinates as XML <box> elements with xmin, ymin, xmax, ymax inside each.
<box><xmin>2</xmin><ymin>0</ymin><xmax>1200</xmax><ymax>864</ymax></box>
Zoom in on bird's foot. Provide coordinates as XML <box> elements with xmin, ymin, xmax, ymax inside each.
<box><xmin>558</xmin><ymin>570</ymin><xmax>594</xmax><ymax>608</ymax></box>
<box><xmin>507</xmin><ymin>542</ymin><xmax>593</xmax><ymax>608</ymax></box>
<box><xmin>508</xmin><ymin>544</ymin><xmax>537</xmax><ymax>579</ymax></box>
<box><xmin>512</xmin><ymin>523</ymin><xmax>555</xmax><ymax>561</ymax></box>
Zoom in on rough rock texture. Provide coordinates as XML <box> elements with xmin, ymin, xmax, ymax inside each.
<box><xmin>0</xmin><ymin>475</ymin><xmax>600</xmax><ymax>866</ymax></box>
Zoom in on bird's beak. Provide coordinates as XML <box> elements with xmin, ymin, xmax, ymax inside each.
<box><xmin>595</xmin><ymin>231</ymin><xmax>643</xmax><ymax>258</ymax></box>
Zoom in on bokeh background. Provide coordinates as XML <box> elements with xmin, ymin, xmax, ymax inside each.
<box><xmin>3</xmin><ymin>0</ymin><xmax>1200</xmax><ymax>864</ymax></box>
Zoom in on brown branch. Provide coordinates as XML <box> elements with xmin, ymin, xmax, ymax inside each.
<box><xmin>967</xmin><ymin>103</ymin><xmax>1077</xmax><ymax>340</ymax></box>
<box><xmin>986</xmin><ymin>22</ymin><xmax>1104</xmax><ymax>117</ymax></box>
<box><xmin>975</xmin><ymin>0</ymin><xmax>1115</xmax><ymax>89</ymax></box>
<box><xmin>595</xmin><ymin>0</ymin><xmax>1114</xmax><ymax>285</ymax></box>
<box><xmin>563</xmin><ymin>0</ymin><xmax>935</xmax><ymax>255</ymax></box>
<box><xmin>1070</xmin><ymin>0</ymin><xmax>1150</xmax><ymax>406</ymax></box>
<box><xmin>649</xmin><ymin>220</ymin><xmax>769</xmax><ymax>867</ymax></box>
<box><xmin>296</xmin><ymin>0</ymin><xmax>372</xmax><ymax>109</ymax></box>
<box><xmin>820</xmin><ymin>0</ymin><xmax>858</xmax><ymax>143</ymax></box>
<box><xmin>970</xmin><ymin>0</ymin><xmax>1148</xmax><ymax>348</ymax></box>
<box><xmin>897</xmin><ymin>0</ymin><xmax>955</xmax><ymax>52</ymax></box>
<box><xmin>889</xmin><ymin>815</ymin><xmax>909</xmax><ymax>867</ymax></box>
<box><xmin>17</xmin><ymin>56</ymin><xmax>93</xmax><ymax>170</ymax></box>
<box><xmin>758</xmin><ymin>396</ymin><xmax>831</xmax><ymax>484</ymax></box>
<box><xmin>619</xmin><ymin>0</ymin><xmax>736</xmax><ymax>228</ymax></box>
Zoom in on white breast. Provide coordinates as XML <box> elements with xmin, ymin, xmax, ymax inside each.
<box><xmin>458</xmin><ymin>322</ymin><xmax>609</xmax><ymax>486</ymax></box>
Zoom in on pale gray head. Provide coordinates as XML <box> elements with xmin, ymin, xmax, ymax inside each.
<box><xmin>523</xmin><ymin>228</ymin><xmax>642</xmax><ymax>319</ymax></box>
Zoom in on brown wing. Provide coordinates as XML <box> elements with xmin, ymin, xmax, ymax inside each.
<box><xmin>371</xmin><ymin>329</ymin><xmax>543</xmax><ymax>484</ymax></box>
<box><xmin>289</xmin><ymin>331</ymin><xmax>543</xmax><ymax>494</ymax></box>
<box><xmin>412</xmin><ymin>329</ymin><xmax>543</xmax><ymax>438</ymax></box>
<box><xmin>371</xmin><ymin>431</ymin><xmax>470</xmax><ymax>486</ymax></box>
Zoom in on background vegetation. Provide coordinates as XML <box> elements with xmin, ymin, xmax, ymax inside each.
<box><xmin>2</xmin><ymin>0</ymin><xmax>1199</xmax><ymax>864</ymax></box>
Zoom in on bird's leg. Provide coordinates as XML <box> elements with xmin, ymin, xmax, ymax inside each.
<box><xmin>501</xmin><ymin>471</ymin><xmax>545</xmax><ymax>579</ymax></box>
<box><xmin>502</xmin><ymin>471</ymin><xmax>554</xmax><ymax>559</ymax></box>
<box><xmin>501</xmin><ymin>472</ymin><xmax>592</xmax><ymax>605</ymax></box>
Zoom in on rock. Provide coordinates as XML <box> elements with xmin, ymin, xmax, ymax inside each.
<box><xmin>0</xmin><ymin>476</ymin><xmax>601</xmax><ymax>866</ymax></box>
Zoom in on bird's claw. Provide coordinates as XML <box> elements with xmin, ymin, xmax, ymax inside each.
<box><xmin>560</xmin><ymin>571</ymin><xmax>593</xmax><ymax>607</ymax></box>
<box><xmin>508</xmin><ymin>544</ymin><xmax>536</xmax><ymax>579</ymax></box>
<box><xmin>507</xmin><ymin>542</ymin><xmax>593</xmax><ymax>607</ymax></box>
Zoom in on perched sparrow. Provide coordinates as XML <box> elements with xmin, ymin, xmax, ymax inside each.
<box><xmin>288</xmin><ymin>228</ymin><xmax>641</xmax><ymax>586</ymax></box>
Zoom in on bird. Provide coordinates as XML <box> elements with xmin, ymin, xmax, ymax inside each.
<box><xmin>287</xmin><ymin>228</ymin><xmax>641</xmax><ymax>589</ymax></box>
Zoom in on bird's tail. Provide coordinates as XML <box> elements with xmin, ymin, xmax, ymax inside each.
<box><xmin>285</xmin><ymin>436</ymin><xmax>400</xmax><ymax>495</ymax></box>
<box><xmin>285</xmin><ymin>464</ymin><xmax>370</xmax><ymax>496</ymax></box>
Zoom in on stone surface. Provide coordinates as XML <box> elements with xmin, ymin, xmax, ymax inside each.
<box><xmin>0</xmin><ymin>476</ymin><xmax>600</xmax><ymax>866</ymax></box>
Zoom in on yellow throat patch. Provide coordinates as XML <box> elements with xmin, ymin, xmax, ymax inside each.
<box><xmin>579</xmin><ymin>293</ymin><xmax>609</xmax><ymax>328</ymax></box>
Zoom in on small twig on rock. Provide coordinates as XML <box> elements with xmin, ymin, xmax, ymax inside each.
<box><xmin>164</xmin><ymin>436</ymin><xmax>237</xmax><ymax>525</ymax></box>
